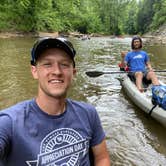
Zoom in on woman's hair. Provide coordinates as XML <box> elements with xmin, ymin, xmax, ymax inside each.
<box><xmin>131</xmin><ymin>36</ymin><xmax>142</xmax><ymax>49</ymax></box>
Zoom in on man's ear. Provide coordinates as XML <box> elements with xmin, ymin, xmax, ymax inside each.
<box><xmin>31</xmin><ymin>65</ymin><xmax>38</xmax><ymax>79</ymax></box>
<box><xmin>73</xmin><ymin>68</ymin><xmax>77</xmax><ymax>77</ymax></box>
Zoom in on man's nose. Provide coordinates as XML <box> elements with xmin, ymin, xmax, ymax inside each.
<box><xmin>51</xmin><ymin>63</ymin><xmax>62</xmax><ymax>75</ymax></box>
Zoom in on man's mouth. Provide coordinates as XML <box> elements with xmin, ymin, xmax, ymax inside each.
<box><xmin>49</xmin><ymin>79</ymin><xmax>64</xmax><ymax>83</ymax></box>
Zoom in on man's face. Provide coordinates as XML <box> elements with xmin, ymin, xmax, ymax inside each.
<box><xmin>31</xmin><ymin>48</ymin><xmax>76</xmax><ymax>99</ymax></box>
<box><xmin>133</xmin><ymin>39</ymin><xmax>141</xmax><ymax>49</ymax></box>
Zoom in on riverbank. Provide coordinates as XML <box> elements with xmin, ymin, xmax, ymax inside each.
<box><xmin>0</xmin><ymin>31</ymin><xmax>59</xmax><ymax>38</ymax></box>
<box><xmin>0</xmin><ymin>31</ymin><xmax>102</xmax><ymax>38</ymax></box>
<box><xmin>143</xmin><ymin>35</ymin><xmax>166</xmax><ymax>45</ymax></box>
<box><xmin>0</xmin><ymin>30</ymin><xmax>166</xmax><ymax>45</ymax></box>
<box><xmin>143</xmin><ymin>24</ymin><xmax>166</xmax><ymax>45</ymax></box>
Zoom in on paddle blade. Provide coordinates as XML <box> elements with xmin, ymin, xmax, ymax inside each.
<box><xmin>85</xmin><ymin>71</ymin><xmax>104</xmax><ymax>77</ymax></box>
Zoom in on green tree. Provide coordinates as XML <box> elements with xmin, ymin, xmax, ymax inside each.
<box><xmin>151</xmin><ymin>0</ymin><xmax>166</xmax><ymax>30</ymax></box>
<box><xmin>0</xmin><ymin>0</ymin><xmax>14</xmax><ymax>30</ymax></box>
<box><xmin>0</xmin><ymin>0</ymin><xmax>165</xmax><ymax>35</ymax></box>
<box><xmin>124</xmin><ymin>0</ymin><xmax>138</xmax><ymax>34</ymax></box>
<box><xmin>136</xmin><ymin>0</ymin><xmax>156</xmax><ymax>34</ymax></box>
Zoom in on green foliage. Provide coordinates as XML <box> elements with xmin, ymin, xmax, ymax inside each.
<box><xmin>151</xmin><ymin>0</ymin><xmax>166</xmax><ymax>30</ymax></box>
<box><xmin>136</xmin><ymin>0</ymin><xmax>156</xmax><ymax>34</ymax></box>
<box><xmin>73</xmin><ymin>0</ymin><xmax>103</xmax><ymax>33</ymax></box>
<box><xmin>0</xmin><ymin>1</ymin><xmax>13</xmax><ymax>30</ymax></box>
<box><xmin>123</xmin><ymin>0</ymin><xmax>138</xmax><ymax>34</ymax></box>
<box><xmin>0</xmin><ymin>0</ymin><xmax>165</xmax><ymax>34</ymax></box>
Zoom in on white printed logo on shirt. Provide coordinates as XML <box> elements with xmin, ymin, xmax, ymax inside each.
<box><xmin>26</xmin><ymin>128</ymin><xmax>89</xmax><ymax>166</ymax></box>
<box><xmin>133</xmin><ymin>54</ymin><xmax>143</xmax><ymax>59</ymax></box>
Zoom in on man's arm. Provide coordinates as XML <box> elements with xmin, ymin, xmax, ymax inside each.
<box><xmin>0</xmin><ymin>114</ymin><xmax>12</xmax><ymax>159</ymax></box>
<box><xmin>146</xmin><ymin>61</ymin><xmax>153</xmax><ymax>71</ymax></box>
<box><xmin>120</xmin><ymin>51</ymin><xmax>128</xmax><ymax>68</ymax></box>
<box><xmin>92</xmin><ymin>139</ymin><xmax>110</xmax><ymax>166</ymax></box>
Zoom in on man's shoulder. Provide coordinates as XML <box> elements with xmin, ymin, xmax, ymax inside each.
<box><xmin>67</xmin><ymin>99</ymin><xmax>100</xmax><ymax>127</ymax></box>
<box><xmin>126</xmin><ymin>51</ymin><xmax>133</xmax><ymax>56</ymax></box>
<box><xmin>67</xmin><ymin>99</ymin><xmax>96</xmax><ymax>113</ymax></box>
<box><xmin>0</xmin><ymin>99</ymin><xmax>33</xmax><ymax>115</ymax></box>
<box><xmin>128</xmin><ymin>50</ymin><xmax>147</xmax><ymax>55</ymax></box>
<box><xmin>139</xmin><ymin>50</ymin><xmax>147</xmax><ymax>54</ymax></box>
<box><xmin>125</xmin><ymin>51</ymin><xmax>132</xmax><ymax>60</ymax></box>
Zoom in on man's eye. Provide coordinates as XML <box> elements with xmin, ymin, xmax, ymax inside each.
<box><xmin>43</xmin><ymin>63</ymin><xmax>52</xmax><ymax>67</ymax></box>
<box><xmin>60</xmin><ymin>63</ymin><xmax>70</xmax><ymax>67</ymax></box>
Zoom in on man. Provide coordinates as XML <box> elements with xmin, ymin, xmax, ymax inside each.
<box><xmin>124</xmin><ymin>36</ymin><xmax>160</xmax><ymax>92</ymax></box>
<box><xmin>0</xmin><ymin>37</ymin><xmax>110</xmax><ymax>166</ymax></box>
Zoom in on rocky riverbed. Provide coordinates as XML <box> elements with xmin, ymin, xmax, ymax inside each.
<box><xmin>0</xmin><ymin>25</ymin><xmax>166</xmax><ymax>45</ymax></box>
<box><xmin>143</xmin><ymin>24</ymin><xmax>166</xmax><ymax>45</ymax></box>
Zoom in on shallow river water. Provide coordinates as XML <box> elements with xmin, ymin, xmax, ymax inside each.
<box><xmin>0</xmin><ymin>36</ymin><xmax>166</xmax><ymax>165</ymax></box>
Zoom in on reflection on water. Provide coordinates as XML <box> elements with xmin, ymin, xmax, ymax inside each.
<box><xmin>0</xmin><ymin>37</ymin><xmax>37</xmax><ymax>109</ymax></box>
<box><xmin>146</xmin><ymin>45</ymin><xmax>166</xmax><ymax>70</ymax></box>
<box><xmin>0</xmin><ymin>36</ymin><xmax>166</xmax><ymax>165</ymax></box>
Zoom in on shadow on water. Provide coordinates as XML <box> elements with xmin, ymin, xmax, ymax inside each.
<box><xmin>0</xmin><ymin>36</ymin><xmax>166</xmax><ymax>165</ymax></box>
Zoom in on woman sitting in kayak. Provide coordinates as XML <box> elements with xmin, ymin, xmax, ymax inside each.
<box><xmin>120</xmin><ymin>36</ymin><xmax>160</xmax><ymax>92</ymax></box>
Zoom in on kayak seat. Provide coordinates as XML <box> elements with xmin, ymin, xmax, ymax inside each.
<box><xmin>128</xmin><ymin>74</ymin><xmax>135</xmax><ymax>82</ymax></box>
<box><xmin>143</xmin><ymin>77</ymin><xmax>152</xmax><ymax>88</ymax></box>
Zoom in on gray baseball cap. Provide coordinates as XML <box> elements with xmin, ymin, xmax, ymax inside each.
<box><xmin>31</xmin><ymin>37</ymin><xmax>76</xmax><ymax>67</ymax></box>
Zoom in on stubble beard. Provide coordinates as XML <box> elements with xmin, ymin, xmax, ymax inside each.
<box><xmin>133</xmin><ymin>43</ymin><xmax>141</xmax><ymax>50</ymax></box>
<box><xmin>39</xmin><ymin>84</ymin><xmax>69</xmax><ymax>99</ymax></box>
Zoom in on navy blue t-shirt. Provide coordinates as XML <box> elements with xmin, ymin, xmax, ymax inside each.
<box><xmin>0</xmin><ymin>99</ymin><xmax>105</xmax><ymax>166</ymax></box>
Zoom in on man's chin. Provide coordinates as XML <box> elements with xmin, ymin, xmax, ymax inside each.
<box><xmin>134</xmin><ymin>46</ymin><xmax>141</xmax><ymax>49</ymax></box>
<box><xmin>48</xmin><ymin>92</ymin><xmax>67</xmax><ymax>99</ymax></box>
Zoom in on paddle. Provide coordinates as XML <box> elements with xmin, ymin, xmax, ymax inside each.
<box><xmin>86</xmin><ymin>70</ymin><xmax>166</xmax><ymax>77</ymax></box>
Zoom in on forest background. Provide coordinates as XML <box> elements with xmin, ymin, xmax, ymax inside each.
<box><xmin>0</xmin><ymin>0</ymin><xmax>165</xmax><ymax>36</ymax></box>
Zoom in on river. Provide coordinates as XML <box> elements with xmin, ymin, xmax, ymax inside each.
<box><xmin>0</xmin><ymin>36</ymin><xmax>166</xmax><ymax>165</ymax></box>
